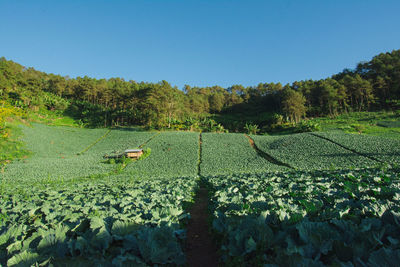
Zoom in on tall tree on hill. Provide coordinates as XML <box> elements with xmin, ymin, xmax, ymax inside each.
<box><xmin>356</xmin><ymin>50</ymin><xmax>400</xmax><ymax>105</ymax></box>
<box><xmin>140</xmin><ymin>81</ymin><xmax>182</xmax><ymax>128</ymax></box>
<box><xmin>281</xmin><ymin>88</ymin><xmax>306</xmax><ymax>123</ymax></box>
<box><xmin>317</xmin><ymin>78</ymin><xmax>346</xmax><ymax>116</ymax></box>
<box><xmin>47</xmin><ymin>74</ymin><xmax>67</xmax><ymax>97</ymax></box>
<box><xmin>373</xmin><ymin>76</ymin><xmax>390</xmax><ymax>106</ymax></box>
<box><xmin>340</xmin><ymin>74</ymin><xmax>374</xmax><ymax>111</ymax></box>
<box><xmin>226</xmin><ymin>84</ymin><xmax>245</xmax><ymax>106</ymax></box>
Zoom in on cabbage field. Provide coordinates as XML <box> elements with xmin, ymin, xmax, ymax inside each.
<box><xmin>251</xmin><ymin>133</ymin><xmax>378</xmax><ymax>170</ymax></box>
<box><xmin>1</xmin><ymin>124</ymin><xmax>400</xmax><ymax>266</ymax></box>
<box><xmin>313</xmin><ymin>131</ymin><xmax>400</xmax><ymax>165</ymax></box>
<box><xmin>200</xmin><ymin>133</ymin><xmax>288</xmax><ymax>176</ymax></box>
<box><xmin>207</xmin><ymin>168</ymin><xmax>400</xmax><ymax>266</ymax></box>
<box><xmin>124</xmin><ymin>131</ymin><xmax>199</xmax><ymax>178</ymax></box>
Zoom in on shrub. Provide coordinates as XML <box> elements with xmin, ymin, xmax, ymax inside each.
<box><xmin>244</xmin><ymin>123</ymin><xmax>259</xmax><ymax>135</ymax></box>
<box><xmin>296</xmin><ymin>120</ymin><xmax>321</xmax><ymax>133</ymax></box>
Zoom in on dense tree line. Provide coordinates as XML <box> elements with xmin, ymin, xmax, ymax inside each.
<box><xmin>0</xmin><ymin>49</ymin><xmax>399</xmax><ymax>130</ymax></box>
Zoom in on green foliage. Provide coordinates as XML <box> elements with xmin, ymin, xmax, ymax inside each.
<box><xmin>160</xmin><ymin>117</ymin><xmax>228</xmax><ymax>132</ymax></box>
<box><xmin>273</xmin><ymin>113</ymin><xmax>284</xmax><ymax>125</ymax></box>
<box><xmin>296</xmin><ymin>120</ymin><xmax>321</xmax><ymax>132</ymax></box>
<box><xmin>2</xmin><ymin>49</ymin><xmax>400</xmax><ymax>133</ymax></box>
<box><xmin>315</xmin><ymin>131</ymin><xmax>400</xmax><ymax>165</ymax></box>
<box><xmin>282</xmin><ymin>88</ymin><xmax>306</xmax><ymax>123</ymax></box>
<box><xmin>105</xmin><ymin>155</ymin><xmax>132</xmax><ymax>165</ymax></box>
<box><xmin>377</xmin><ymin>120</ymin><xmax>400</xmax><ymax>128</ymax></box>
<box><xmin>137</xmin><ymin>225</ymin><xmax>185</xmax><ymax>265</ymax></box>
<box><xmin>308</xmin><ymin>111</ymin><xmax>400</xmax><ymax>139</ymax></box>
<box><xmin>138</xmin><ymin>148</ymin><xmax>151</xmax><ymax>161</ymax></box>
<box><xmin>200</xmin><ymin>133</ymin><xmax>287</xmax><ymax>176</ymax></box>
<box><xmin>244</xmin><ymin>123</ymin><xmax>259</xmax><ymax>135</ymax></box>
<box><xmin>2</xmin><ymin>124</ymin><xmax>155</xmax><ymax>183</ymax></box>
<box><xmin>199</xmin><ymin>118</ymin><xmax>227</xmax><ymax>133</ymax></box>
<box><xmin>251</xmin><ymin>133</ymin><xmax>377</xmax><ymax>170</ymax></box>
<box><xmin>207</xmin><ymin>168</ymin><xmax>400</xmax><ymax>266</ymax></box>
<box><xmin>2</xmin><ymin>122</ymin><xmax>400</xmax><ymax>266</ymax></box>
<box><xmin>263</xmin><ymin>117</ymin><xmax>321</xmax><ymax>135</ymax></box>
<box><xmin>104</xmin><ymin>148</ymin><xmax>151</xmax><ymax>168</ymax></box>
<box><xmin>0</xmin><ymin>173</ymin><xmax>196</xmax><ymax>265</ymax></box>
<box><xmin>124</xmin><ymin>131</ymin><xmax>199</xmax><ymax>178</ymax></box>
<box><xmin>0</xmin><ymin>102</ymin><xmax>21</xmax><ymax>131</ymax></box>
<box><xmin>0</xmin><ymin>120</ymin><xmax>31</xmax><ymax>170</ymax></box>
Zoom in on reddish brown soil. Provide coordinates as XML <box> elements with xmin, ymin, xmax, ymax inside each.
<box><xmin>185</xmin><ymin>187</ymin><xmax>219</xmax><ymax>267</ymax></box>
<box><xmin>246</xmin><ymin>133</ymin><xmax>256</xmax><ymax>147</ymax></box>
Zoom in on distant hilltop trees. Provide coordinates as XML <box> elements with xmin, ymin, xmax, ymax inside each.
<box><xmin>0</xmin><ymin>49</ymin><xmax>399</xmax><ymax>130</ymax></box>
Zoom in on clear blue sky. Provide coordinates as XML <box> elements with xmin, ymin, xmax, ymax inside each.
<box><xmin>1</xmin><ymin>0</ymin><xmax>399</xmax><ymax>89</ymax></box>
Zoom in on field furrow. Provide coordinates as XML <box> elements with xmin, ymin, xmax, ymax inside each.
<box><xmin>200</xmin><ymin>133</ymin><xmax>288</xmax><ymax>176</ymax></box>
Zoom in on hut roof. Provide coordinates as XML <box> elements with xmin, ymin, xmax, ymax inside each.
<box><xmin>125</xmin><ymin>149</ymin><xmax>143</xmax><ymax>153</ymax></box>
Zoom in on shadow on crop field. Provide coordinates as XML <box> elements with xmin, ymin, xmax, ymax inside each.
<box><xmin>319</xmin><ymin>152</ymin><xmax>400</xmax><ymax>157</ymax></box>
<box><xmin>319</xmin><ymin>152</ymin><xmax>400</xmax><ymax>165</ymax></box>
<box><xmin>1</xmin><ymin>221</ymin><xmax>188</xmax><ymax>266</ymax></box>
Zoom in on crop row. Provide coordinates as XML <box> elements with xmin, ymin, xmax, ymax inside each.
<box><xmin>207</xmin><ymin>168</ymin><xmax>400</xmax><ymax>266</ymax></box>
<box><xmin>251</xmin><ymin>133</ymin><xmax>378</xmax><ymax>170</ymax></box>
<box><xmin>200</xmin><ymin>133</ymin><xmax>288</xmax><ymax>176</ymax></box>
<box><xmin>0</xmin><ymin>175</ymin><xmax>197</xmax><ymax>266</ymax></box>
<box><xmin>314</xmin><ymin>131</ymin><xmax>400</xmax><ymax>166</ymax></box>
<box><xmin>124</xmin><ymin>131</ymin><xmax>200</xmax><ymax>178</ymax></box>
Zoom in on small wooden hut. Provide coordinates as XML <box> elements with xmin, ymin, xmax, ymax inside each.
<box><xmin>124</xmin><ymin>149</ymin><xmax>143</xmax><ymax>159</ymax></box>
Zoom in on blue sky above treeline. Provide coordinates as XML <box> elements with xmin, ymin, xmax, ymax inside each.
<box><xmin>1</xmin><ymin>0</ymin><xmax>399</xmax><ymax>88</ymax></box>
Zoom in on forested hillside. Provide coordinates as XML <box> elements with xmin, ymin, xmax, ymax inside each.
<box><xmin>1</xmin><ymin>49</ymin><xmax>399</xmax><ymax>131</ymax></box>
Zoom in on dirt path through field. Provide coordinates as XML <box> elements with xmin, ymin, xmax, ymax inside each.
<box><xmin>185</xmin><ymin>132</ymin><xmax>219</xmax><ymax>266</ymax></box>
<box><xmin>185</xmin><ymin>184</ymin><xmax>219</xmax><ymax>267</ymax></box>
<box><xmin>245</xmin><ymin>134</ymin><xmax>293</xmax><ymax>169</ymax></box>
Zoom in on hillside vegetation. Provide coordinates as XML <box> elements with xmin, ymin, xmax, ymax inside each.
<box><xmin>0</xmin><ymin>49</ymin><xmax>399</xmax><ymax>132</ymax></box>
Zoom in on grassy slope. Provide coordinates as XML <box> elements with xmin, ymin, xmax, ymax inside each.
<box><xmin>0</xmin><ymin>108</ymin><xmax>82</xmax><ymax>169</ymax></box>
<box><xmin>309</xmin><ymin>111</ymin><xmax>400</xmax><ymax>139</ymax></box>
<box><xmin>2</xmin><ymin>124</ymin><xmax>112</xmax><ymax>183</ymax></box>
<box><xmin>0</xmin><ymin>121</ymin><xmax>31</xmax><ymax>171</ymax></box>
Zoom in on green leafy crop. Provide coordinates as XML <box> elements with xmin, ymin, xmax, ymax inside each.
<box><xmin>207</xmin><ymin>168</ymin><xmax>400</xmax><ymax>266</ymax></box>
<box><xmin>314</xmin><ymin>131</ymin><xmax>400</xmax><ymax>166</ymax></box>
<box><xmin>251</xmin><ymin>133</ymin><xmax>378</xmax><ymax>170</ymax></box>
<box><xmin>201</xmin><ymin>133</ymin><xmax>287</xmax><ymax>176</ymax></box>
